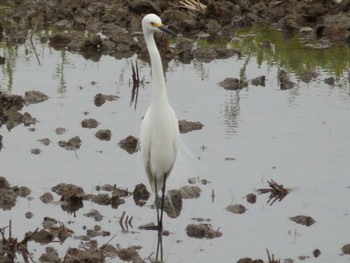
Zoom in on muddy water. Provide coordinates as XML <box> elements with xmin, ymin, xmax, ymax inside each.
<box><xmin>1</xmin><ymin>31</ymin><xmax>350</xmax><ymax>262</ymax></box>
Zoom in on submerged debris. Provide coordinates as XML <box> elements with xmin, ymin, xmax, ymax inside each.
<box><xmin>257</xmin><ymin>179</ymin><xmax>291</xmax><ymax>205</ymax></box>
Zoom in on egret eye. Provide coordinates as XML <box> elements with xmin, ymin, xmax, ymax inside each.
<box><xmin>150</xmin><ymin>22</ymin><xmax>155</xmax><ymax>26</ymax></box>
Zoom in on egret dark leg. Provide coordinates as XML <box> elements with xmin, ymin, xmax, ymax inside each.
<box><xmin>159</xmin><ymin>173</ymin><xmax>167</xmax><ymax>232</ymax></box>
<box><xmin>154</xmin><ymin>175</ymin><xmax>160</xmax><ymax>230</ymax></box>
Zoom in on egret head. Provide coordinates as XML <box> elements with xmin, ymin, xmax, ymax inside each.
<box><xmin>142</xmin><ymin>14</ymin><xmax>176</xmax><ymax>37</ymax></box>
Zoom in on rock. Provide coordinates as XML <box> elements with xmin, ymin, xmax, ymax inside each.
<box><xmin>22</xmin><ymin>112</ymin><xmax>37</xmax><ymax>126</ymax></box>
<box><xmin>246</xmin><ymin>193</ymin><xmax>256</xmax><ymax>204</ymax></box>
<box><xmin>100</xmin><ymin>184</ymin><xmax>115</xmax><ymax>192</ymax></box>
<box><xmin>95</xmin><ymin>129</ymin><xmax>112</xmax><ymax>141</ymax></box>
<box><xmin>31</xmin><ymin>148</ymin><xmax>41</xmax><ymax>155</ymax></box>
<box><xmin>207</xmin><ymin>1</ymin><xmax>241</xmax><ymax>25</ymax></box>
<box><xmin>193</xmin><ymin>47</ymin><xmax>217</xmax><ymax>62</ymax></box>
<box><xmin>186</xmin><ymin>223</ymin><xmax>222</xmax><ymax>239</ymax></box>
<box><xmin>325</xmin><ymin>76</ymin><xmax>335</xmax><ymax>85</ymax></box>
<box><xmin>118</xmin><ymin>135</ymin><xmax>138</xmax><ymax>154</ymax></box>
<box><xmin>94</xmin><ymin>93</ymin><xmax>120</xmax><ymax>107</ymax></box>
<box><xmin>279</xmin><ymin>69</ymin><xmax>295</xmax><ymax>90</ymax></box>
<box><xmin>40</xmin><ymin>192</ymin><xmax>54</xmax><ymax>204</ymax></box>
<box><xmin>161</xmin><ymin>10</ymin><xmax>197</xmax><ymax>33</ymax></box>
<box><xmin>51</xmin><ymin>183</ymin><xmax>85</xmax><ymax>206</ymax></box>
<box><xmin>179</xmin><ymin>185</ymin><xmax>201</xmax><ymax>199</ymax></box>
<box><xmin>38</xmin><ymin>138</ymin><xmax>51</xmax><ymax>146</ymax></box>
<box><xmin>49</xmin><ymin>32</ymin><xmax>76</xmax><ymax>50</ymax></box>
<box><xmin>39</xmin><ymin>247</ymin><xmax>61</xmax><ymax>263</ymax></box>
<box><xmin>58</xmin><ymin>136</ymin><xmax>82</xmax><ymax>150</ymax></box>
<box><xmin>24</xmin><ymin>90</ymin><xmax>49</xmax><ymax>104</ymax></box>
<box><xmin>300</xmin><ymin>70</ymin><xmax>318</xmax><ymax>83</ymax></box>
<box><xmin>0</xmin><ymin>189</ymin><xmax>17</xmax><ymax>210</ymax></box>
<box><xmin>206</xmin><ymin>19</ymin><xmax>221</xmax><ymax>36</ymax></box>
<box><xmin>178</xmin><ymin>120</ymin><xmax>204</xmax><ymax>134</ymax></box>
<box><xmin>0</xmin><ymin>177</ymin><xmax>10</xmax><ymax>190</ymax></box>
<box><xmin>342</xmin><ymin>244</ymin><xmax>350</xmax><ymax>254</ymax></box>
<box><xmin>91</xmin><ymin>193</ymin><xmax>111</xmax><ymax>206</ymax></box>
<box><xmin>226</xmin><ymin>204</ymin><xmax>247</xmax><ymax>214</ymax></box>
<box><xmin>14</xmin><ymin>186</ymin><xmax>31</xmax><ymax>197</ymax></box>
<box><xmin>127</xmin><ymin>0</ymin><xmax>161</xmax><ymax>15</ymax></box>
<box><xmin>251</xmin><ymin>75</ymin><xmax>266</xmax><ymax>86</ymax></box>
<box><xmin>133</xmin><ymin>183</ymin><xmax>150</xmax><ymax>206</ymax></box>
<box><xmin>55</xmin><ymin>127</ymin><xmax>67</xmax><ymax>135</ymax></box>
<box><xmin>316</xmin><ymin>13</ymin><xmax>350</xmax><ymax>43</ymax></box>
<box><xmin>31</xmin><ymin>229</ymin><xmax>54</xmax><ymax>244</ymax></box>
<box><xmin>116</xmin><ymin>246</ymin><xmax>142</xmax><ymax>262</ymax></box>
<box><xmin>289</xmin><ymin>215</ymin><xmax>316</xmax><ymax>226</ymax></box>
<box><xmin>215</xmin><ymin>48</ymin><xmax>240</xmax><ymax>59</ymax></box>
<box><xmin>25</xmin><ymin>211</ymin><xmax>33</xmax><ymax>219</ymax></box>
<box><xmin>218</xmin><ymin>77</ymin><xmax>243</xmax><ymax>90</ymax></box>
<box><xmin>84</xmin><ymin>209</ymin><xmax>103</xmax><ymax>221</ymax></box>
<box><xmin>82</xmin><ymin>118</ymin><xmax>99</xmax><ymax>129</ymax></box>
<box><xmin>164</xmin><ymin>189</ymin><xmax>182</xmax><ymax>218</ymax></box>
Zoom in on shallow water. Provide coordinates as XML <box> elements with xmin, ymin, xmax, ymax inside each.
<box><xmin>1</xmin><ymin>30</ymin><xmax>350</xmax><ymax>262</ymax></box>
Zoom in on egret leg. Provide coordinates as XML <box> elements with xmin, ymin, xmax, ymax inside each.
<box><xmin>159</xmin><ymin>173</ymin><xmax>167</xmax><ymax>232</ymax></box>
<box><xmin>154</xmin><ymin>175</ymin><xmax>161</xmax><ymax>231</ymax></box>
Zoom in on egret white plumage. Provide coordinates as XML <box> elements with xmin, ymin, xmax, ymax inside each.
<box><xmin>139</xmin><ymin>14</ymin><xmax>178</xmax><ymax>232</ymax></box>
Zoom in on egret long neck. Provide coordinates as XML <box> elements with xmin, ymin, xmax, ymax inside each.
<box><xmin>144</xmin><ymin>32</ymin><xmax>168</xmax><ymax>104</ymax></box>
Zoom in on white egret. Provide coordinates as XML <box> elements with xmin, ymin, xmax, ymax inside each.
<box><xmin>139</xmin><ymin>14</ymin><xmax>178</xmax><ymax>232</ymax></box>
